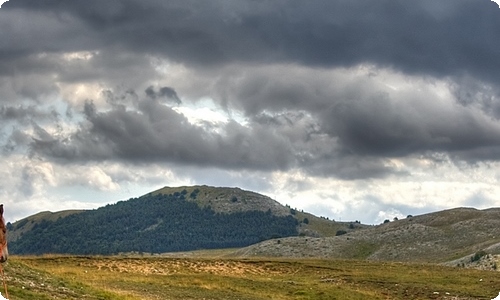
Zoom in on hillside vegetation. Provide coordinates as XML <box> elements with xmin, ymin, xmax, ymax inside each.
<box><xmin>8</xmin><ymin>186</ymin><xmax>362</xmax><ymax>256</ymax></box>
<box><xmin>10</xmin><ymin>190</ymin><xmax>298</xmax><ymax>255</ymax></box>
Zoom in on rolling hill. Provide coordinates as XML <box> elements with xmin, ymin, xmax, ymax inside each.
<box><xmin>9</xmin><ymin>185</ymin><xmax>500</xmax><ymax>268</ymax></box>
<box><xmin>8</xmin><ymin>185</ymin><xmax>358</xmax><ymax>255</ymax></box>
<box><xmin>233</xmin><ymin>207</ymin><xmax>500</xmax><ymax>266</ymax></box>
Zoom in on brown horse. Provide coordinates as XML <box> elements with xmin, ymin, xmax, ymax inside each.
<box><xmin>0</xmin><ymin>205</ymin><xmax>8</xmax><ymax>263</ymax></box>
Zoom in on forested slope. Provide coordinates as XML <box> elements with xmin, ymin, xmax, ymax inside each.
<box><xmin>10</xmin><ymin>191</ymin><xmax>298</xmax><ymax>255</ymax></box>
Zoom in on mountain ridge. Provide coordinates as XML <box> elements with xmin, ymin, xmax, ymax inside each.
<box><xmin>8</xmin><ymin>185</ymin><xmax>500</xmax><ymax>270</ymax></box>
<box><xmin>8</xmin><ymin>186</ymin><xmax>358</xmax><ymax>255</ymax></box>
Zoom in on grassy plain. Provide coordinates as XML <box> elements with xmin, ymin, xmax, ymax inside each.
<box><xmin>2</xmin><ymin>255</ymin><xmax>500</xmax><ymax>299</ymax></box>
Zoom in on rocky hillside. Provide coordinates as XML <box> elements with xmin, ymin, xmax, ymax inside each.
<box><xmin>233</xmin><ymin>207</ymin><xmax>500</xmax><ymax>264</ymax></box>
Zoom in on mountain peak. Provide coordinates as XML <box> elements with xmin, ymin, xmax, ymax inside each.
<box><xmin>150</xmin><ymin>185</ymin><xmax>290</xmax><ymax>216</ymax></box>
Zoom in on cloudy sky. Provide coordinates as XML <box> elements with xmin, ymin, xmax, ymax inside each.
<box><xmin>1</xmin><ymin>0</ymin><xmax>500</xmax><ymax>224</ymax></box>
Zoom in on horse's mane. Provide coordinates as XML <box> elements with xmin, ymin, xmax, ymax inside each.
<box><xmin>0</xmin><ymin>205</ymin><xmax>7</xmax><ymax>263</ymax></box>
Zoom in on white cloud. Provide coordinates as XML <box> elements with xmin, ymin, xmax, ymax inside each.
<box><xmin>172</xmin><ymin>99</ymin><xmax>230</xmax><ymax>128</ymax></box>
<box><xmin>262</xmin><ymin>154</ymin><xmax>500</xmax><ymax>224</ymax></box>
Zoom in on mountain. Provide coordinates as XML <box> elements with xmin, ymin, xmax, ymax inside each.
<box><xmin>8</xmin><ymin>185</ymin><xmax>358</xmax><ymax>255</ymax></box>
<box><xmin>233</xmin><ymin>207</ymin><xmax>500</xmax><ymax>266</ymax></box>
<box><xmin>14</xmin><ymin>185</ymin><xmax>499</xmax><ymax>267</ymax></box>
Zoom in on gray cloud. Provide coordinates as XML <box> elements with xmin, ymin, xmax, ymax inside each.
<box><xmin>0</xmin><ymin>105</ymin><xmax>57</xmax><ymax>122</ymax></box>
<box><xmin>24</xmin><ymin>90</ymin><xmax>402</xmax><ymax>179</ymax></box>
<box><xmin>205</xmin><ymin>65</ymin><xmax>500</xmax><ymax>164</ymax></box>
<box><xmin>3</xmin><ymin>0</ymin><xmax>499</xmax><ymax>84</ymax></box>
<box><xmin>1</xmin><ymin>0</ymin><xmax>500</xmax><ymax>181</ymax></box>
<box><xmin>28</xmin><ymin>93</ymin><xmax>296</xmax><ymax>171</ymax></box>
<box><xmin>321</xmin><ymin>90</ymin><xmax>500</xmax><ymax>158</ymax></box>
<box><xmin>145</xmin><ymin>86</ymin><xmax>181</xmax><ymax>104</ymax></box>
<box><xmin>19</xmin><ymin>61</ymin><xmax>500</xmax><ymax>180</ymax></box>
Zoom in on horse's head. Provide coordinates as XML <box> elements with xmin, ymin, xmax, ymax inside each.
<box><xmin>0</xmin><ymin>205</ymin><xmax>8</xmax><ymax>263</ymax></box>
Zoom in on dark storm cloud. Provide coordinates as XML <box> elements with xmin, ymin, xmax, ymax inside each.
<box><xmin>2</xmin><ymin>0</ymin><xmax>500</xmax><ymax>82</ymax></box>
<box><xmin>29</xmin><ymin>93</ymin><xmax>297</xmax><ymax>171</ymax></box>
<box><xmin>145</xmin><ymin>86</ymin><xmax>181</xmax><ymax>104</ymax></box>
<box><xmin>247</xmin><ymin>110</ymin><xmax>401</xmax><ymax>179</ymax></box>
<box><xmin>3</xmin><ymin>0</ymin><xmax>500</xmax><ymax>180</ymax></box>
<box><xmin>27</xmin><ymin>95</ymin><xmax>404</xmax><ymax>179</ymax></box>
<box><xmin>321</xmin><ymin>91</ymin><xmax>500</xmax><ymax>158</ymax></box>
<box><xmin>211</xmin><ymin>65</ymin><xmax>500</xmax><ymax>164</ymax></box>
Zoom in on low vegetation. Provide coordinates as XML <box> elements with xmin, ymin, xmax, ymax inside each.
<box><xmin>4</xmin><ymin>255</ymin><xmax>500</xmax><ymax>299</ymax></box>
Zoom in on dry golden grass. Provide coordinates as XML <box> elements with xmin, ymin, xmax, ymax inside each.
<box><xmin>2</xmin><ymin>255</ymin><xmax>500</xmax><ymax>299</ymax></box>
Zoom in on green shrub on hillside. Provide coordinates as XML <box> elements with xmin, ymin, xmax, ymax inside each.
<box><xmin>471</xmin><ymin>250</ymin><xmax>487</xmax><ymax>263</ymax></box>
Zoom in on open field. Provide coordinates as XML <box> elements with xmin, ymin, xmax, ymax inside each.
<box><xmin>2</xmin><ymin>255</ymin><xmax>500</xmax><ymax>299</ymax></box>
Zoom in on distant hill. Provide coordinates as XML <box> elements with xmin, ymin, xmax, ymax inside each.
<box><xmin>9</xmin><ymin>186</ymin><xmax>500</xmax><ymax>267</ymax></box>
<box><xmin>8</xmin><ymin>186</ymin><xmax>358</xmax><ymax>255</ymax></box>
<box><xmin>233</xmin><ymin>207</ymin><xmax>500</xmax><ymax>266</ymax></box>
<box><xmin>7</xmin><ymin>210</ymin><xmax>84</xmax><ymax>242</ymax></box>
